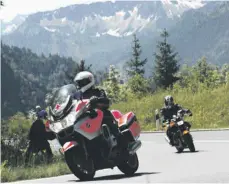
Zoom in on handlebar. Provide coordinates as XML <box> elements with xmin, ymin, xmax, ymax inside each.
<box><xmin>74</xmin><ymin>100</ymin><xmax>98</xmax><ymax>122</ymax></box>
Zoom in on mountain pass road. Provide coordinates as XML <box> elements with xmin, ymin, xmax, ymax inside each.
<box><xmin>6</xmin><ymin>130</ymin><xmax>229</xmax><ymax>183</ymax></box>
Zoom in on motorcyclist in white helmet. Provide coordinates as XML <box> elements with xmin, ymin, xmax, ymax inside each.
<box><xmin>73</xmin><ymin>71</ymin><xmax>125</xmax><ymax>147</ymax></box>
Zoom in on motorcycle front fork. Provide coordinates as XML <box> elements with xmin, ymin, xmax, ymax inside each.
<box><xmin>164</xmin><ymin>135</ymin><xmax>171</xmax><ymax>143</ymax></box>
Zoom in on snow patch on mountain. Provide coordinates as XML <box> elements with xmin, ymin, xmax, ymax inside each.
<box><xmin>161</xmin><ymin>0</ymin><xmax>205</xmax><ymax>18</ymax></box>
<box><xmin>2</xmin><ymin>24</ymin><xmax>17</xmax><ymax>34</ymax></box>
<box><xmin>106</xmin><ymin>28</ymin><xmax>121</xmax><ymax>37</ymax></box>
<box><xmin>44</xmin><ymin>27</ymin><xmax>56</xmax><ymax>32</ymax></box>
<box><xmin>176</xmin><ymin>0</ymin><xmax>205</xmax><ymax>9</ymax></box>
<box><xmin>124</xmin><ymin>31</ymin><xmax>133</xmax><ymax>36</ymax></box>
<box><xmin>38</xmin><ymin>6</ymin><xmax>155</xmax><ymax>37</ymax></box>
<box><xmin>96</xmin><ymin>32</ymin><xmax>101</xmax><ymax>37</ymax></box>
<box><xmin>61</xmin><ymin>17</ymin><xmax>67</xmax><ymax>22</ymax></box>
<box><xmin>2</xmin><ymin>14</ymin><xmax>28</xmax><ymax>35</ymax></box>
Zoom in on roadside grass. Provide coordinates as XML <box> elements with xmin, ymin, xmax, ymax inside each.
<box><xmin>112</xmin><ymin>84</ymin><xmax>229</xmax><ymax>131</ymax></box>
<box><xmin>1</xmin><ymin>156</ymin><xmax>71</xmax><ymax>183</ymax></box>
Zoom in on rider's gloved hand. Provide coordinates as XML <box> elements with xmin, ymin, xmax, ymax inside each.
<box><xmin>89</xmin><ymin>96</ymin><xmax>98</xmax><ymax>107</ymax></box>
<box><xmin>86</xmin><ymin>110</ymin><xmax>97</xmax><ymax>118</ymax></box>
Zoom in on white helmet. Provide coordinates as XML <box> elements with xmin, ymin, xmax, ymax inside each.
<box><xmin>73</xmin><ymin>71</ymin><xmax>95</xmax><ymax>93</ymax></box>
<box><xmin>35</xmin><ymin>105</ymin><xmax>41</xmax><ymax>112</ymax></box>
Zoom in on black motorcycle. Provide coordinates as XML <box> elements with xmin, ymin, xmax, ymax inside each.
<box><xmin>164</xmin><ymin>109</ymin><xmax>195</xmax><ymax>153</ymax></box>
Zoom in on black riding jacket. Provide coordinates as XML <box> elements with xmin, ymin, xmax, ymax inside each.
<box><xmin>28</xmin><ymin>119</ymin><xmax>50</xmax><ymax>148</ymax></box>
<box><xmin>81</xmin><ymin>87</ymin><xmax>110</xmax><ymax>109</ymax></box>
<box><xmin>160</xmin><ymin>104</ymin><xmax>189</xmax><ymax>123</ymax></box>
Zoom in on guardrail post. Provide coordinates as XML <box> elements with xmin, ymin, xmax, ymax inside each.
<box><xmin>155</xmin><ymin>109</ymin><xmax>160</xmax><ymax>131</ymax></box>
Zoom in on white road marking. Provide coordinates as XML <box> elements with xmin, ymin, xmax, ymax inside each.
<box><xmin>194</xmin><ymin>140</ymin><xmax>229</xmax><ymax>143</ymax></box>
<box><xmin>142</xmin><ymin>140</ymin><xmax>229</xmax><ymax>143</ymax></box>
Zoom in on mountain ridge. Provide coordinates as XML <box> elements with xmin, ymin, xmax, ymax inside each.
<box><xmin>2</xmin><ymin>1</ymin><xmax>228</xmax><ymax>70</ymax></box>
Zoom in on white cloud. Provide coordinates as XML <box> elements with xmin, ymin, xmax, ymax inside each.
<box><xmin>0</xmin><ymin>0</ymin><xmax>113</xmax><ymax>22</ymax></box>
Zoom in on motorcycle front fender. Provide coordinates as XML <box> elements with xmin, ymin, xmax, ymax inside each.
<box><xmin>61</xmin><ymin>141</ymin><xmax>78</xmax><ymax>153</ymax></box>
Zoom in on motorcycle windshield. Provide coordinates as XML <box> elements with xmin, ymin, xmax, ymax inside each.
<box><xmin>49</xmin><ymin>84</ymin><xmax>77</xmax><ymax>119</ymax></box>
<box><xmin>51</xmin><ymin>84</ymin><xmax>76</xmax><ymax>109</ymax></box>
<box><xmin>49</xmin><ymin>84</ymin><xmax>77</xmax><ymax>133</ymax></box>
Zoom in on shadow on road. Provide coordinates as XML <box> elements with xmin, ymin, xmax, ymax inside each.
<box><xmin>70</xmin><ymin>172</ymin><xmax>159</xmax><ymax>182</ymax></box>
<box><xmin>175</xmin><ymin>150</ymin><xmax>202</xmax><ymax>154</ymax></box>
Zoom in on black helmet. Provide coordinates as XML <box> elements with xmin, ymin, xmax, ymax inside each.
<box><xmin>164</xmin><ymin>95</ymin><xmax>174</xmax><ymax>107</ymax></box>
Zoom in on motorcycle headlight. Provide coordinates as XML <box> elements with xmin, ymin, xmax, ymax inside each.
<box><xmin>49</xmin><ymin>112</ymin><xmax>76</xmax><ymax>133</ymax></box>
<box><xmin>170</xmin><ymin>121</ymin><xmax>175</xmax><ymax>127</ymax></box>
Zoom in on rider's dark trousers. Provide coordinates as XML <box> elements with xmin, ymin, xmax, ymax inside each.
<box><xmin>101</xmin><ymin>109</ymin><xmax>120</xmax><ymax>137</ymax></box>
<box><xmin>25</xmin><ymin>141</ymin><xmax>53</xmax><ymax>164</ymax></box>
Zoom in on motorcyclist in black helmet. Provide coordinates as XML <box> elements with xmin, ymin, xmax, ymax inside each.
<box><xmin>160</xmin><ymin>95</ymin><xmax>192</xmax><ymax>146</ymax></box>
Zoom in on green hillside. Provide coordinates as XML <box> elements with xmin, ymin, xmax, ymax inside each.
<box><xmin>112</xmin><ymin>84</ymin><xmax>229</xmax><ymax>130</ymax></box>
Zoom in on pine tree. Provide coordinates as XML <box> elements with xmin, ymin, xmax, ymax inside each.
<box><xmin>127</xmin><ymin>73</ymin><xmax>150</xmax><ymax>96</ymax></box>
<box><xmin>193</xmin><ymin>57</ymin><xmax>220</xmax><ymax>87</ymax></box>
<box><xmin>94</xmin><ymin>68</ymin><xmax>108</xmax><ymax>85</ymax></box>
<box><xmin>126</xmin><ymin>34</ymin><xmax>147</xmax><ymax>77</ymax></box>
<box><xmin>102</xmin><ymin>65</ymin><xmax>120</xmax><ymax>102</ymax></box>
<box><xmin>194</xmin><ymin>57</ymin><xmax>211</xmax><ymax>83</ymax></box>
<box><xmin>221</xmin><ymin>64</ymin><xmax>229</xmax><ymax>83</ymax></box>
<box><xmin>65</xmin><ymin>59</ymin><xmax>92</xmax><ymax>83</ymax></box>
<box><xmin>153</xmin><ymin>28</ymin><xmax>180</xmax><ymax>89</ymax></box>
<box><xmin>79</xmin><ymin>59</ymin><xmax>92</xmax><ymax>72</ymax></box>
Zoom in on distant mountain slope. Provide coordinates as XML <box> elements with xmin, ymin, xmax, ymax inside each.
<box><xmin>2</xmin><ymin>1</ymin><xmax>228</xmax><ymax>70</ymax></box>
<box><xmin>2</xmin><ymin>0</ymin><xmax>207</xmax><ymax>70</ymax></box>
<box><xmin>168</xmin><ymin>1</ymin><xmax>229</xmax><ymax>65</ymax></box>
<box><xmin>1</xmin><ymin>14</ymin><xmax>28</xmax><ymax>35</ymax></box>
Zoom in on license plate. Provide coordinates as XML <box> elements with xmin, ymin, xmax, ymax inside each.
<box><xmin>177</xmin><ymin>121</ymin><xmax>184</xmax><ymax>126</ymax></box>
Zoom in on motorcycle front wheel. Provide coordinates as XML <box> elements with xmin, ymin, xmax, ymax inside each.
<box><xmin>64</xmin><ymin>147</ymin><xmax>95</xmax><ymax>181</ymax></box>
<box><xmin>117</xmin><ymin>153</ymin><xmax>139</xmax><ymax>176</ymax></box>
<box><xmin>174</xmin><ymin>136</ymin><xmax>184</xmax><ymax>153</ymax></box>
<box><xmin>183</xmin><ymin>133</ymin><xmax>195</xmax><ymax>152</ymax></box>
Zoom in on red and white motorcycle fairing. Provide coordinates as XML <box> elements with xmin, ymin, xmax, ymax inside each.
<box><xmin>48</xmin><ymin>98</ymin><xmax>141</xmax><ymax>180</ymax></box>
<box><xmin>49</xmin><ymin>99</ymin><xmax>141</xmax><ymax>154</ymax></box>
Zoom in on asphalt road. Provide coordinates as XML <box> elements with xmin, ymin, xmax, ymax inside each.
<box><xmin>7</xmin><ymin>130</ymin><xmax>229</xmax><ymax>183</ymax></box>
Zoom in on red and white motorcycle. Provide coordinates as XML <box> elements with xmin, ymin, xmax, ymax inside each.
<box><xmin>46</xmin><ymin>84</ymin><xmax>141</xmax><ymax>181</ymax></box>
